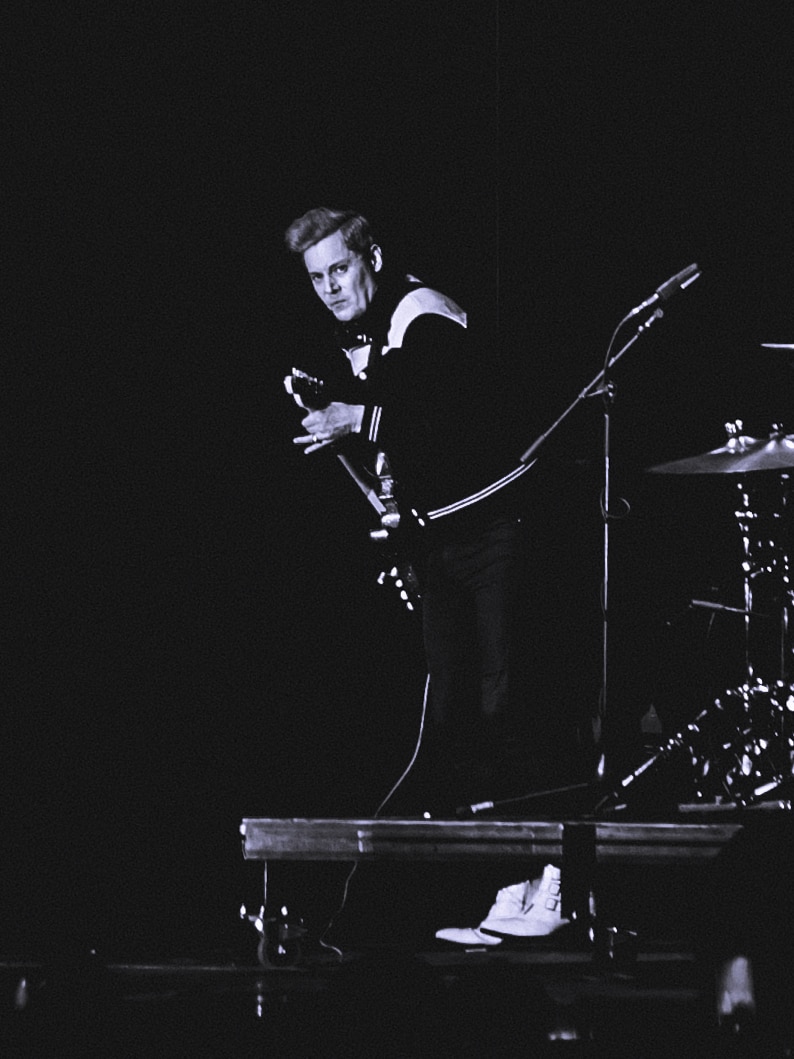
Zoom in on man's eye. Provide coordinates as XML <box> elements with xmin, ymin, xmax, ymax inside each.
<box><xmin>333</xmin><ymin>265</ymin><xmax>347</xmax><ymax>275</ymax></box>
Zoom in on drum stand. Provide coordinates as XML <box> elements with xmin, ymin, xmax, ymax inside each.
<box><xmin>598</xmin><ymin>427</ymin><xmax>794</xmax><ymax>812</ymax></box>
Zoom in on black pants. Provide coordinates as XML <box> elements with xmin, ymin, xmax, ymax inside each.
<box><xmin>420</xmin><ymin>515</ymin><xmax>531</xmax><ymax>803</ymax></box>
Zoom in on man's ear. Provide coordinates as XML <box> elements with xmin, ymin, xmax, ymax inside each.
<box><xmin>370</xmin><ymin>244</ymin><xmax>383</xmax><ymax>273</ymax></box>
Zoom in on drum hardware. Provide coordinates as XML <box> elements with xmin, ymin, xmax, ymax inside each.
<box><xmin>689</xmin><ymin>680</ymin><xmax>794</xmax><ymax>807</ymax></box>
<box><xmin>600</xmin><ymin>422</ymin><xmax>794</xmax><ymax>811</ymax></box>
<box><xmin>690</xmin><ymin>599</ymin><xmax>752</xmax><ymax>614</ymax></box>
<box><xmin>648</xmin><ymin>420</ymin><xmax>794</xmax><ymax>476</ymax></box>
<box><xmin>598</xmin><ymin>678</ymin><xmax>794</xmax><ymax>812</ymax></box>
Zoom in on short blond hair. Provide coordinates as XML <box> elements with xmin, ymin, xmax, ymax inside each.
<box><xmin>284</xmin><ymin>207</ymin><xmax>374</xmax><ymax>256</ymax></box>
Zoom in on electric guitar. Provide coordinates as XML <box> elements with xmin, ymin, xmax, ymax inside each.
<box><xmin>284</xmin><ymin>367</ymin><xmax>422</xmax><ymax>613</ymax></box>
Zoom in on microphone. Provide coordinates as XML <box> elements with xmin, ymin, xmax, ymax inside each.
<box><xmin>628</xmin><ymin>263</ymin><xmax>700</xmax><ymax>318</ymax></box>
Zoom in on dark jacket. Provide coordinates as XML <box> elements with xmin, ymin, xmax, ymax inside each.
<box><xmin>313</xmin><ymin>274</ymin><xmax>529</xmax><ymax>545</ymax></box>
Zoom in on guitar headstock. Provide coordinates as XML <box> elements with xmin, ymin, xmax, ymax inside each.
<box><xmin>284</xmin><ymin>367</ymin><xmax>329</xmax><ymax>410</ymax></box>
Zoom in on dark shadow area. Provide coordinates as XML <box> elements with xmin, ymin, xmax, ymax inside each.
<box><xmin>3</xmin><ymin>21</ymin><xmax>794</xmax><ymax>1054</ymax></box>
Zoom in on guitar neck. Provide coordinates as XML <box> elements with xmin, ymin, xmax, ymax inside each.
<box><xmin>336</xmin><ymin>454</ymin><xmax>387</xmax><ymax>516</ymax></box>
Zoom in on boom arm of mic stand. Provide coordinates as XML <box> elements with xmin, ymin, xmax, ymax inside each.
<box><xmin>520</xmin><ymin>309</ymin><xmax>662</xmax><ymax>464</ymax></box>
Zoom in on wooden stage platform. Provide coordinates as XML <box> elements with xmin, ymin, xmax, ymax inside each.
<box><xmin>240</xmin><ymin>816</ymin><xmax>754</xmax><ymax>927</ymax></box>
<box><xmin>240</xmin><ymin>816</ymin><xmax>745</xmax><ymax>865</ymax></box>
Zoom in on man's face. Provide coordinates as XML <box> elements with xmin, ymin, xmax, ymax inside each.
<box><xmin>303</xmin><ymin>230</ymin><xmax>380</xmax><ymax>323</ymax></box>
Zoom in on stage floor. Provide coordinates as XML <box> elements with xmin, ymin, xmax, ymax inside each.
<box><xmin>4</xmin><ymin>810</ymin><xmax>792</xmax><ymax>1054</ymax></box>
<box><xmin>0</xmin><ymin>944</ymin><xmax>727</xmax><ymax>1057</ymax></box>
<box><xmin>0</xmin><ymin>875</ymin><xmax>785</xmax><ymax>1055</ymax></box>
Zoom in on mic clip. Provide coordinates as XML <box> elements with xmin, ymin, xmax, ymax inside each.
<box><xmin>586</xmin><ymin>380</ymin><xmax>616</xmax><ymax>399</ymax></box>
<box><xmin>637</xmin><ymin>307</ymin><xmax>664</xmax><ymax>333</ymax></box>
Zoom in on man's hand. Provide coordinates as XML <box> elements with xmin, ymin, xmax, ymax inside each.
<box><xmin>294</xmin><ymin>401</ymin><xmax>365</xmax><ymax>453</ymax></box>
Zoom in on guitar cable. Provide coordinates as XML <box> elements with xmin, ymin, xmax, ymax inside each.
<box><xmin>318</xmin><ymin>672</ymin><xmax>430</xmax><ymax>958</ymax></box>
<box><xmin>373</xmin><ymin>671</ymin><xmax>430</xmax><ymax>817</ymax></box>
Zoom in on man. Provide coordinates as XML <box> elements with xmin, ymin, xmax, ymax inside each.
<box><xmin>283</xmin><ymin>206</ymin><xmax>538</xmax><ymax>815</ymax></box>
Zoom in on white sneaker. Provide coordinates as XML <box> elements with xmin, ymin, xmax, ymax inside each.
<box><xmin>435</xmin><ymin>865</ymin><xmax>569</xmax><ymax>945</ymax></box>
<box><xmin>432</xmin><ymin>925</ymin><xmax>505</xmax><ymax>947</ymax></box>
<box><xmin>481</xmin><ymin>864</ymin><xmax>568</xmax><ymax>938</ymax></box>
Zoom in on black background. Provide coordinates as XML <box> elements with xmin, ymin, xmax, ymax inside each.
<box><xmin>3</xmin><ymin>3</ymin><xmax>794</xmax><ymax>954</ymax></box>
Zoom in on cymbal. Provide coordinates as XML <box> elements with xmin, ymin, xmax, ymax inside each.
<box><xmin>649</xmin><ymin>433</ymin><xmax>794</xmax><ymax>474</ymax></box>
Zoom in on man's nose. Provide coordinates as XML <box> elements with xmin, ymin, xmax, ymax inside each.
<box><xmin>323</xmin><ymin>272</ymin><xmax>340</xmax><ymax>294</ymax></box>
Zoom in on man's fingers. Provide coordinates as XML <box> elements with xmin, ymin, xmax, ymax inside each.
<box><xmin>293</xmin><ymin>434</ymin><xmax>328</xmax><ymax>453</ymax></box>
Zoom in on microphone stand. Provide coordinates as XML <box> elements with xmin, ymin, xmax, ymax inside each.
<box><xmin>520</xmin><ymin>307</ymin><xmax>666</xmax><ymax>787</ymax></box>
<box><xmin>520</xmin><ymin>310</ymin><xmax>664</xmax><ymax>466</ymax></box>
